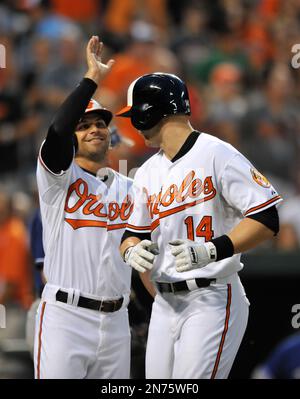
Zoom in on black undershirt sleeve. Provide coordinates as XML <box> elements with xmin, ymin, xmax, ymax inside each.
<box><xmin>246</xmin><ymin>205</ymin><xmax>280</xmax><ymax>235</ymax></box>
<box><xmin>121</xmin><ymin>230</ymin><xmax>151</xmax><ymax>244</ymax></box>
<box><xmin>41</xmin><ymin>78</ymin><xmax>97</xmax><ymax>174</ymax></box>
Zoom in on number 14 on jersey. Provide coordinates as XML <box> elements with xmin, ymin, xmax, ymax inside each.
<box><xmin>184</xmin><ymin>216</ymin><xmax>214</xmax><ymax>242</ymax></box>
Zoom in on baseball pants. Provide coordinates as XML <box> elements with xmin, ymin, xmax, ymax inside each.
<box><xmin>146</xmin><ymin>273</ymin><xmax>249</xmax><ymax>379</ymax></box>
<box><xmin>34</xmin><ymin>284</ymin><xmax>131</xmax><ymax>379</ymax></box>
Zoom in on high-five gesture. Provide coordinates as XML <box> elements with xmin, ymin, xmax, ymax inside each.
<box><xmin>85</xmin><ymin>36</ymin><xmax>115</xmax><ymax>84</ymax></box>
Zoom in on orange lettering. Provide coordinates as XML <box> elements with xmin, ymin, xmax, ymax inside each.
<box><xmin>83</xmin><ymin>194</ymin><xmax>105</xmax><ymax>217</ymax></box>
<box><xmin>108</xmin><ymin>202</ymin><xmax>120</xmax><ymax>221</ymax></box>
<box><xmin>203</xmin><ymin>176</ymin><xmax>215</xmax><ymax>195</ymax></box>
<box><xmin>188</xmin><ymin>178</ymin><xmax>203</xmax><ymax>198</ymax></box>
<box><xmin>176</xmin><ymin>171</ymin><xmax>195</xmax><ymax>202</ymax></box>
<box><xmin>120</xmin><ymin>195</ymin><xmax>134</xmax><ymax>221</ymax></box>
<box><xmin>160</xmin><ymin>184</ymin><xmax>178</xmax><ymax>207</ymax></box>
<box><xmin>65</xmin><ymin>179</ymin><xmax>88</xmax><ymax>213</ymax></box>
<box><xmin>144</xmin><ymin>172</ymin><xmax>217</xmax><ymax>222</ymax></box>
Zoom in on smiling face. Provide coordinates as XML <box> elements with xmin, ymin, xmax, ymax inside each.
<box><xmin>74</xmin><ymin>112</ymin><xmax>110</xmax><ymax>162</ymax></box>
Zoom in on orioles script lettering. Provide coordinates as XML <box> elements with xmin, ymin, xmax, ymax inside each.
<box><xmin>145</xmin><ymin>171</ymin><xmax>216</xmax><ymax>219</ymax></box>
<box><xmin>64</xmin><ymin>178</ymin><xmax>133</xmax><ymax>229</ymax></box>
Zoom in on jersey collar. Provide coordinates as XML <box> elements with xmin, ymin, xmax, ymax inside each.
<box><xmin>79</xmin><ymin>166</ymin><xmax>109</xmax><ymax>181</ymax></box>
<box><xmin>171</xmin><ymin>131</ymin><xmax>201</xmax><ymax>163</ymax></box>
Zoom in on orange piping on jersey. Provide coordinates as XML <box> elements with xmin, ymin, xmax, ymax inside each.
<box><xmin>107</xmin><ymin>223</ymin><xmax>128</xmax><ymax>230</ymax></box>
<box><xmin>126</xmin><ymin>223</ymin><xmax>152</xmax><ymax>232</ymax></box>
<box><xmin>244</xmin><ymin>195</ymin><xmax>282</xmax><ymax>216</ymax></box>
<box><xmin>149</xmin><ymin>190</ymin><xmax>217</xmax><ymax>232</ymax></box>
<box><xmin>211</xmin><ymin>284</ymin><xmax>231</xmax><ymax>379</ymax></box>
<box><xmin>151</xmin><ymin>219</ymin><xmax>160</xmax><ymax>231</ymax></box>
<box><xmin>65</xmin><ymin>218</ymin><xmax>107</xmax><ymax>229</ymax></box>
<box><xmin>37</xmin><ymin>301</ymin><xmax>46</xmax><ymax>379</ymax></box>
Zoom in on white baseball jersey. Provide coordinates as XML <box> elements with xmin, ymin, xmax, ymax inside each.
<box><xmin>37</xmin><ymin>146</ymin><xmax>133</xmax><ymax>299</ymax></box>
<box><xmin>127</xmin><ymin>132</ymin><xmax>282</xmax><ymax>282</ymax></box>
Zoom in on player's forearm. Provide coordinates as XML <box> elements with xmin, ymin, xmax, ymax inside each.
<box><xmin>120</xmin><ymin>237</ymin><xmax>141</xmax><ymax>260</ymax></box>
<box><xmin>50</xmin><ymin>78</ymin><xmax>97</xmax><ymax>138</ymax></box>
<box><xmin>139</xmin><ymin>270</ymin><xmax>156</xmax><ymax>298</ymax></box>
<box><xmin>41</xmin><ymin>78</ymin><xmax>97</xmax><ymax>173</ymax></box>
<box><xmin>228</xmin><ymin>217</ymin><xmax>274</xmax><ymax>254</ymax></box>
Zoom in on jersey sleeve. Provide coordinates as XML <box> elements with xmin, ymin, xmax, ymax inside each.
<box><xmin>37</xmin><ymin>141</ymin><xmax>73</xmax><ymax>206</ymax></box>
<box><xmin>125</xmin><ymin>178</ymin><xmax>152</xmax><ymax>234</ymax></box>
<box><xmin>220</xmin><ymin>153</ymin><xmax>282</xmax><ymax>217</ymax></box>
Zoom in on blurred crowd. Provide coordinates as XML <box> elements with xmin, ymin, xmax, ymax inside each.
<box><xmin>0</xmin><ymin>0</ymin><xmax>300</xmax><ymax>378</ymax></box>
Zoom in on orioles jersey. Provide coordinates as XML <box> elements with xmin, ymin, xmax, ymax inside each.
<box><xmin>37</xmin><ymin>146</ymin><xmax>133</xmax><ymax>298</ymax></box>
<box><xmin>126</xmin><ymin>132</ymin><xmax>282</xmax><ymax>282</ymax></box>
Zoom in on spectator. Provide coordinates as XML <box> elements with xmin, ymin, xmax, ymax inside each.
<box><xmin>205</xmin><ymin>62</ymin><xmax>248</xmax><ymax>126</ymax></box>
<box><xmin>191</xmin><ymin>29</ymin><xmax>250</xmax><ymax>84</ymax></box>
<box><xmin>241</xmin><ymin>63</ymin><xmax>299</xmax><ymax>182</ymax></box>
<box><xmin>0</xmin><ymin>190</ymin><xmax>33</xmax><ymax>309</ymax></box>
<box><xmin>103</xmin><ymin>0</ymin><xmax>168</xmax><ymax>39</ymax></box>
<box><xmin>170</xmin><ymin>2</ymin><xmax>212</xmax><ymax>76</ymax></box>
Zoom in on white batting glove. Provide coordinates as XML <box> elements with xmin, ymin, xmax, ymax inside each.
<box><xmin>169</xmin><ymin>239</ymin><xmax>217</xmax><ymax>272</ymax></box>
<box><xmin>124</xmin><ymin>240</ymin><xmax>159</xmax><ymax>273</ymax></box>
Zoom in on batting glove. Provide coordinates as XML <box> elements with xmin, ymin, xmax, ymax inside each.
<box><xmin>169</xmin><ymin>239</ymin><xmax>217</xmax><ymax>272</ymax></box>
<box><xmin>124</xmin><ymin>240</ymin><xmax>159</xmax><ymax>273</ymax></box>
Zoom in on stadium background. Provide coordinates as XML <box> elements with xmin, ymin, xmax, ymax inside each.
<box><xmin>0</xmin><ymin>0</ymin><xmax>299</xmax><ymax>379</ymax></box>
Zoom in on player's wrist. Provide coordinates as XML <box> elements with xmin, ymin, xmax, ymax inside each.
<box><xmin>210</xmin><ymin>235</ymin><xmax>234</xmax><ymax>261</ymax></box>
<box><xmin>122</xmin><ymin>245</ymin><xmax>135</xmax><ymax>263</ymax></box>
<box><xmin>202</xmin><ymin>241</ymin><xmax>217</xmax><ymax>262</ymax></box>
<box><xmin>191</xmin><ymin>241</ymin><xmax>217</xmax><ymax>267</ymax></box>
<box><xmin>84</xmin><ymin>70</ymin><xmax>101</xmax><ymax>85</ymax></box>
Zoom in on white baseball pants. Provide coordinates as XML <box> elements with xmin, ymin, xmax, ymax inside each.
<box><xmin>146</xmin><ymin>273</ymin><xmax>249</xmax><ymax>379</ymax></box>
<box><xmin>34</xmin><ymin>284</ymin><xmax>131</xmax><ymax>379</ymax></box>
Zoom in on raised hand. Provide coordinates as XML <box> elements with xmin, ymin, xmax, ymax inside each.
<box><xmin>85</xmin><ymin>36</ymin><xmax>115</xmax><ymax>84</ymax></box>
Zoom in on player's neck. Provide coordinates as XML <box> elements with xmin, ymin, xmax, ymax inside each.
<box><xmin>75</xmin><ymin>156</ymin><xmax>109</xmax><ymax>175</ymax></box>
<box><xmin>160</xmin><ymin>118</ymin><xmax>194</xmax><ymax>160</ymax></box>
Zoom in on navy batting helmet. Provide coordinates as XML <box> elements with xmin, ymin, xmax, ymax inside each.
<box><xmin>116</xmin><ymin>73</ymin><xmax>191</xmax><ymax>130</ymax></box>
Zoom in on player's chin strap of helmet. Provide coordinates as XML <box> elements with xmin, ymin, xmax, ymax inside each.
<box><xmin>169</xmin><ymin>235</ymin><xmax>234</xmax><ymax>273</ymax></box>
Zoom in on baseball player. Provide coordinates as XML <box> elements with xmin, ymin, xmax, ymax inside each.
<box><xmin>117</xmin><ymin>73</ymin><xmax>282</xmax><ymax>379</ymax></box>
<box><xmin>34</xmin><ymin>36</ymin><xmax>133</xmax><ymax>379</ymax></box>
